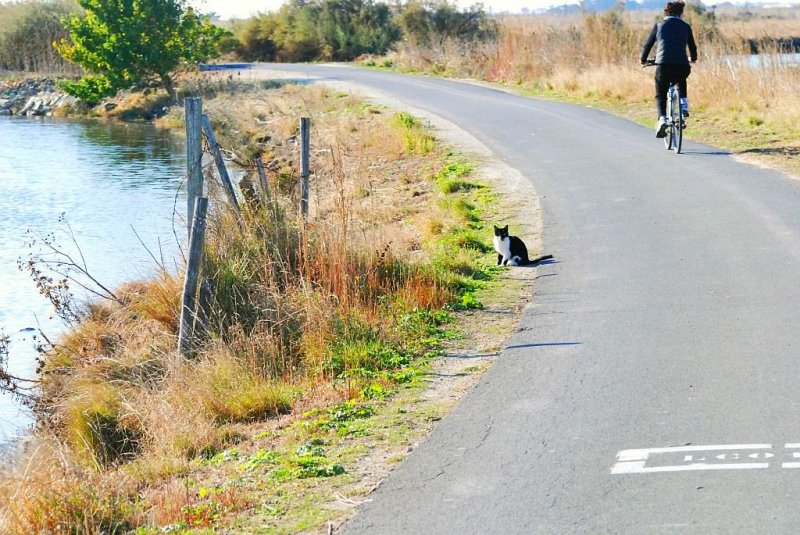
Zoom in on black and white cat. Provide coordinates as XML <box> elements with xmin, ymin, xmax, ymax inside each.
<box><xmin>493</xmin><ymin>225</ymin><xmax>553</xmax><ymax>266</ymax></box>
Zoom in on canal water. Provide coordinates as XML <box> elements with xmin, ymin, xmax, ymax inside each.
<box><xmin>0</xmin><ymin>116</ymin><xmax>186</xmax><ymax>447</ymax></box>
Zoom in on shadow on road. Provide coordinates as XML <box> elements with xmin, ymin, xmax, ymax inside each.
<box><xmin>740</xmin><ymin>146</ymin><xmax>800</xmax><ymax>157</ymax></box>
<box><xmin>516</xmin><ymin>258</ymin><xmax>558</xmax><ymax>269</ymax></box>
<box><xmin>445</xmin><ymin>352</ymin><xmax>500</xmax><ymax>360</ymax></box>
<box><xmin>506</xmin><ymin>342</ymin><xmax>581</xmax><ymax>350</ymax></box>
<box><xmin>680</xmin><ymin>150</ymin><xmax>733</xmax><ymax>156</ymax></box>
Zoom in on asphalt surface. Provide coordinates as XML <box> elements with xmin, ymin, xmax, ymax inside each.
<box><xmin>254</xmin><ymin>64</ymin><xmax>800</xmax><ymax>533</ymax></box>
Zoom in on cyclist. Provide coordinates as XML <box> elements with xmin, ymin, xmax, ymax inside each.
<box><xmin>640</xmin><ymin>1</ymin><xmax>697</xmax><ymax>138</ymax></box>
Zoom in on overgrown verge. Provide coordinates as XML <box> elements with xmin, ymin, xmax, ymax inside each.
<box><xmin>0</xmin><ymin>81</ymin><xmax>514</xmax><ymax>533</ymax></box>
<box><xmin>365</xmin><ymin>8</ymin><xmax>800</xmax><ymax>176</ymax></box>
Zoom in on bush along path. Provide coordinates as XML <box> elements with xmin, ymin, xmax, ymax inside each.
<box><xmin>0</xmin><ymin>81</ymin><xmax>539</xmax><ymax>534</ymax></box>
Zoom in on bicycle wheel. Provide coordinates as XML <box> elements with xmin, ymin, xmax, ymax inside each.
<box><xmin>674</xmin><ymin>86</ymin><xmax>683</xmax><ymax>154</ymax></box>
<box><xmin>664</xmin><ymin>89</ymin><xmax>673</xmax><ymax>150</ymax></box>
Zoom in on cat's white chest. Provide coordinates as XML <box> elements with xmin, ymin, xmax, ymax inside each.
<box><xmin>493</xmin><ymin>236</ymin><xmax>511</xmax><ymax>258</ymax></box>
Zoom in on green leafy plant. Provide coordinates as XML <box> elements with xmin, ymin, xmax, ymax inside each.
<box><xmin>241</xmin><ymin>449</ymin><xmax>280</xmax><ymax>472</ymax></box>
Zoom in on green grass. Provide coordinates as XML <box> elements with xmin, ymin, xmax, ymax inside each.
<box><xmin>394</xmin><ymin>111</ymin><xmax>435</xmax><ymax>154</ymax></box>
<box><xmin>198</xmin><ymin>146</ymin><xmax>505</xmax><ymax>533</ymax></box>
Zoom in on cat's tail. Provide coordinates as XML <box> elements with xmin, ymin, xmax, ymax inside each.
<box><xmin>523</xmin><ymin>254</ymin><xmax>554</xmax><ymax>266</ymax></box>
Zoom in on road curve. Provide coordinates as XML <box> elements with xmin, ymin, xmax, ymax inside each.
<box><xmin>252</xmin><ymin>64</ymin><xmax>800</xmax><ymax>533</ymax></box>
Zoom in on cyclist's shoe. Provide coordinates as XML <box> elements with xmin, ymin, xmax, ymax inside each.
<box><xmin>655</xmin><ymin>116</ymin><xmax>668</xmax><ymax>138</ymax></box>
<box><xmin>681</xmin><ymin>98</ymin><xmax>690</xmax><ymax>117</ymax></box>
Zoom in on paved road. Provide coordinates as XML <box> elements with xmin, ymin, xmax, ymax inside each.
<box><xmin>254</xmin><ymin>64</ymin><xmax>800</xmax><ymax>533</ymax></box>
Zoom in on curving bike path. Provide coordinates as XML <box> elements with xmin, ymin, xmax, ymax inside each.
<box><xmin>250</xmin><ymin>64</ymin><xmax>800</xmax><ymax>533</ymax></box>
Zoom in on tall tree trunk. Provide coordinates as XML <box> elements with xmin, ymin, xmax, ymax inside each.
<box><xmin>161</xmin><ymin>74</ymin><xmax>178</xmax><ymax>104</ymax></box>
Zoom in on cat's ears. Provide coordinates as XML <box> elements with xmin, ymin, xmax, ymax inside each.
<box><xmin>494</xmin><ymin>225</ymin><xmax>509</xmax><ymax>231</ymax></box>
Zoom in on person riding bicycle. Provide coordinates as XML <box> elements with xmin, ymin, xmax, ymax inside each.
<box><xmin>640</xmin><ymin>0</ymin><xmax>697</xmax><ymax>138</ymax></box>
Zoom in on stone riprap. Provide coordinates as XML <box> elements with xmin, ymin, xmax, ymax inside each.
<box><xmin>0</xmin><ymin>78</ymin><xmax>77</xmax><ymax>116</ymax></box>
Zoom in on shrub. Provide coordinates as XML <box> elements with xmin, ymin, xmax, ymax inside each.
<box><xmin>0</xmin><ymin>1</ymin><xmax>78</xmax><ymax>73</ymax></box>
<box><xmin>58</xmin><ymin>76</ymin><xmax>115</xmax><ymax>106</ymax></box>
<box><xmin>397</xmin><ymin>0</ymin><xmax>496</xmax><ymax>48</ymax></box>
<box><xmin>236</xmin><ymin>0</ymin><xmax>401</xmax><ymax>63</ymax></box>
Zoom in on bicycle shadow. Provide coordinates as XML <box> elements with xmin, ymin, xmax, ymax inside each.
<box><xmin>740</xmin><ymin>146</ymin><xmax>800</xmax><ymax>157</ymax></box>
<box><xmin>679</xmin><ymin>149</ymin><xmax>733</xmax><ymax>156</ymax></box>
<box><xmin>682</xmin><ymin>145</ymin><xmax>800</xmax><ymax>158</ymax></box>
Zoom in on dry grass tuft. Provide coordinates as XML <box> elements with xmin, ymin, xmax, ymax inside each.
<box><xmin>0</xmin><ymin>441</ymin><xmax>141</xmax><ymax>534</ymax></box>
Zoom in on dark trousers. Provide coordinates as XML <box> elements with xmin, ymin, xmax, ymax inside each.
<box><xmin>655</xmin><ymin>63</ymin><xmax>691</xmax><ymax>117</ymax></box>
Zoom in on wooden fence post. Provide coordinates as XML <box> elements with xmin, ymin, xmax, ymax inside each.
<box><xmin>255</xmin><ymin>157</ymin><xmax>270</xmax><ymax>204</ymax></box>
<box><xmin>201</xmin><ymin>114</ymin><xmax>241</xmax><ymax>216</ymax></box>
<box><xmin>193</xmin><ymin>277</ymin><xmax>215</xmax><ymax>345</ymax></box>
<box><xmin>178</xmin><ymin>196</ymin><xmax>208</xmax><ymax>357</ymax></box>
<box><xmin>300</xmin><ymin>117</ymin><xmax>311</xmax><ymax>219</ymax></box>
<box><xmin>184</xmin><ymin>98</ymin><xmax>203</xmax><ymax>232</ymax></box>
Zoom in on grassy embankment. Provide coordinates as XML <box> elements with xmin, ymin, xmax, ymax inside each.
<box><xmin>0</xmin><ymin>78</ymin><xmax>534</xmax><ymax>533</ymax></box>
<box><xmin>368</xmin><ymin>8</ymin><xmax>800</xmax><ymax>175</ymax></box>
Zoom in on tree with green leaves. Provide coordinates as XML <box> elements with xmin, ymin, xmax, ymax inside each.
<box><xmin>56</xmin><ymin>0</ymin><xmax>229</xmax><ymax>104</ymax></box>
<box><xmin>397</xmin><ymin>1</ymin><xmax>495</xmax><ymax>48</ymax></box>
<box><xmin>237</xmin><ymin>0</ymin><xmax>400</xmax><ymax>63</ymax></box>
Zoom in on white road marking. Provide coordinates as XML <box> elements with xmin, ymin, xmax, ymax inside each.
<box><xmin>616</xmin><ymin>444</ymin><xmax>771</xmax><ymax>461</ymax></box>
<box><xmin>783</xmin><ymin>444</ymin><xmax>800</xmax><ymax>468</ymax></box>
<box><xmin>612</xmin><ymin>444</ymin><xmax>772</xmax><ymax>475</ymax></box>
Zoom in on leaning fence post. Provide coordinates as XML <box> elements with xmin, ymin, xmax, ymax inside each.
<box><xmin>255</xmin><ymin>157</ymin><xmax>270</xmax><ymax>204</ymax></box>
<box><xmin>184</xmin><ymin>98</ymin><xmax>204</xmax><ymax>233</ymax></box>
<box><xmin>202</xmin><ymin>114</ymin><xmax>241</xmax><ymax>216</ymax></box>
<box><xmin>178</xmin><ymin>196</ymin><xmax>208</xmax><ymax>357</ymax></box>
<box><xmin>193</xmin><ymin>277</ymin><xmax>215</xmax><ymax>345</ymax></box>
<box><xmin>300</xmin><ymin>117</ymin><xmax>311</xmax><ymax>219</ymax></box>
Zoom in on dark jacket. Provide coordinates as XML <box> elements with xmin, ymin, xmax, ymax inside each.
<box><xmin>641</xmin><ymin>16</ymin><xmax>698</xmax><ymax>65</ymax></box>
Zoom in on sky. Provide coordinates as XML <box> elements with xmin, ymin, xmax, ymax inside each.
<box><xmin>195</xmin><ymin>0</ymin><xmax>565</xmax><ymax>19</ymax></box>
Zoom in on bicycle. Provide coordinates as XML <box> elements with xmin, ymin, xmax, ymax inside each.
<box><xmin>644</xmin><ymin>60</ymin><xmax>684</xmax><ymax>154</ymax></box>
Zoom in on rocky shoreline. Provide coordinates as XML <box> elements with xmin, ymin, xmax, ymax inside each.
<box><xmin>0</xmin><ymin>78</ymin><xmax>78</xmax><ymax>116</ymax></box>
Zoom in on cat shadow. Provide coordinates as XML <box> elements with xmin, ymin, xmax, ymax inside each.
<box><xmin>444</xmin><ymin>352</ymin><xmax>500</xmax><ymax>360</ymax></box>
<box><xmin>514</xmin><ymin>258</ymin><xmax>557</xmax><ymax>269</ymax></box>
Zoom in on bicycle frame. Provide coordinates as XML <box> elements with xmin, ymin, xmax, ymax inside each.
<box><xmin>664</xmin><ymin>81</ymin><xmax>683</xmax><ymax>153</ymax></box>
<box><xmin>643</xmin><ymin>61</ymin><xmax>685</xmax><ymax>154</ymax></box>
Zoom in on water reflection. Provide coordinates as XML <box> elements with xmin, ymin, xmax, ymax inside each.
<box><xmin>77</xmin><ymin>120</ymin><xmax>185</xmax><ymax>171</ymax></box>
<box><xmin>723</xmin><ymin>52</ymin><xmax>800</xmax><ymax>69</ymax></box>
<box><xmin>0</xmin><ymin>116</ymin><xmax>186</xmax><ymax>445</ymax></box>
